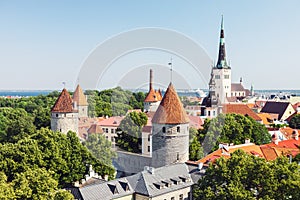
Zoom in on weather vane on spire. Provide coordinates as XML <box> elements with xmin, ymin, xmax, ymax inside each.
<box><xmin>62</xmin><ymin>82</ymin><xmax>66</xmax><ymax>88</ymax></box>
<box><xmin>168</xmin><ymin>57</ymin><xmax>173</xmax><ymax>83</ymax></box>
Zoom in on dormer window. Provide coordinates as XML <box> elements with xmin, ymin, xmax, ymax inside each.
<box><xmin>154</xmin><ymin>182</ymin><xmax>165</xmax><ymax>189</ymax></box>
<box><xmin>108</xmin><ymin>183</ymin><xmax>118</xmax><ymax>194</ymax></box>
<box><xmin>171</xmin><ymin>177</ymin><xmax>181</xmax><ymax>185</ymax></box>
<box><xmin>119</xmin><ymin>181</ymin><xmax>130</xmax><ymax>192</ymax></box>
<box><xmin>162</xmin><ymin>180</ymin><xmax>173</xmax><ymax>187</ymax></box>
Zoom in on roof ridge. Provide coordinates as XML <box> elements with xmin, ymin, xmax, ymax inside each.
<box><xmin>51</xmin><ymin>88</ymin><xmax>74</xmax><ymax>113</ymax></box>
<box><xmin>152</xmin><ymin>83</ymin><xmax>189</xmax><ymax>124</ymax></box>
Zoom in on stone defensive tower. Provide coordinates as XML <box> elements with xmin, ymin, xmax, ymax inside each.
<box><xmin>73</xmin><ymin>84</ymin><xmax>88</xmax><ymax>118</ymax></box>
<box><xmin>151</xmin><ymin>83</ymin><xmax>190</xmax><ymax>168</ymax></box>
<box><xmin>51</xmin><ymin>88</ymin><xmax>78</xmax><ymax>134</ymax></box>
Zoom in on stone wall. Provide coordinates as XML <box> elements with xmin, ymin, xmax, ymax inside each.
<box><xmin>51</xmin><ymin>112</ymin><xmax>78</xmax><ymax>134</ymax></box>
<box><xmin>151</xmin><ymin>123</ymin><xmax>189</xmax><ymax>168</ymax></box>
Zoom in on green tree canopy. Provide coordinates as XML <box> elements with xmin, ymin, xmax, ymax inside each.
<box><xmin>84</xmin><ymin>133</ymin><xmax>117</xmax><ymax>166</ymax></box>
<box><xmin>193</xmin><ymin>150</ymin><xmax>300</xmax><ymax>200</ymax></box>
<box><xmin>117</xmin><ymin>112</ymin><xmax>148</xmax><ymax>153</ymax></box>
<box><xmin>289</xmin><ymin>114</ymin><xmax>300</xmax><ymax>129</ymax></box>
<box><xmin>199</xmin><ymin>113</ymin><xmax>271</xmax><ymax>154</ymax></box>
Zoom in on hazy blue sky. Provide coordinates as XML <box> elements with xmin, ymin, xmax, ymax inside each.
<box><xmin>0</xmin><ymin>1</ymin><xmax>299</xmax><ymax>90</ymax></box>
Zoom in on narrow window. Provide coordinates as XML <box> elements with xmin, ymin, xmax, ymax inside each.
<box><xmin>148</xmin><ymin>146</ymin><xmax>150</xmax><ymax>152</ymax></box>
<box><xmin>162</xmin><ymin>127</ymin><xmax>166</xmax><ymax>133</ymax></box>
<box><xmin>177</xmin><ymin>152</ymin><xmax>179</xmax><ymax>161</ymax></box>
<box><xmin>177</xmin><ymin>126</ymin><xmax>180</xmax><ymax>133</ymax></box>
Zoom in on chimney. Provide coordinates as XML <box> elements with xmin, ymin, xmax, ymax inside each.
<box><xmin>240</xmin><ymin>77</ymin><xmax>243</xmax><ymax>84</ymax></box>
<box><xmin>198</xmin><ymin>163</ymin><xmax>203</xmax><ymax>171</ymax></box>
<box><xmin>245</xmin><ymin>138</ymin><xmax>250</xmax><ymax>144</ymax></box>
<box><xmin>148</xmin><ymin>167</ymin><xmax>155</xmax><ymax>174</ymax></box>
<box><xmin>272</xmin><ymin>133</ymin><xmax>279</xmax><ymax>145</ymax></box>
<box><xmin>292</xmin><ymin>130</ymin><xmax>299</xmax><ymax>140</ymax></box>
<box><xmin>149</xmin><ymin>69</ymin><xmax>153</xmax><ymax>91</ymax></box>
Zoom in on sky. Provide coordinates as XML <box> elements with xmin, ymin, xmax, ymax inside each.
<box><xmin>0</xmin><ymin>1</ymin><xmax>300</xmax><ymax>90</ymax></box>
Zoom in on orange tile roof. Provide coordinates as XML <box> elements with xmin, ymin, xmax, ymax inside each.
<box><xmin>73</xmin><ymin>84</ymin><xmax>88</xmax><ymax>106</ymax></box>
<box><xmin>223</xmin><ymin>103</ymin><xmax>262</xmax><ymax>121</ymax></box>
<box><xmin>152</xmin><ymin>83</ymin><xmax>189</xmax><ymax>124</ymax></box>
<box><xmin>144</xmin><ymin>88</ymin><xmax>162</xmax><ymax>102</ymax></box>
<box><xmin>257</xmin><ymin>113</ymin><xmax>272</xmax><ymax>125</ymax></box>
<box><xmin>87</xmin><ymin>124</ymin><xmax>104</xmax><ymax>134</ymax></box>
<box><xmin>188</xmin><ymin>116</ymin><xmax>204</xmax><ymax>129</ymax></box>
<box><xmin>51</xmin><ymin>88</ymin><xmax>74</xmax><ymax>113</ymax></box>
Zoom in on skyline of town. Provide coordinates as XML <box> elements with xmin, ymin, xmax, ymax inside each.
<box><xmin>1</xmin><ymin>1</ymin><xmax>300</xmax><ymax>90</ymax></box>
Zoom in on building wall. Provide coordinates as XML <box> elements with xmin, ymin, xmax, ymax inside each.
<box><xmin>114</xmin><ymin>151</ymin><xmax>152</xmax><ymax>174</ymax></box>
<box><xmin>231</xmin><ymin>90</ymin><xmax>245</xmax><ymax>97</ymax></box>
<box><xmin>151</xmin><ymin>123</ymin><xmax>189</xmax><ymax>168</ymax></box>
<box><xmin>144</xmin><ymin>101</ymin><xmax>160</xmax><ymax>112</ymax></box>
<box><xmin>101</xmin><ymin>126</ymin><xmax>118</xmax><ymax>149</ymax></box>
<box><xmin>114</xmin><ymin>195</ymin><xmax>133</xmax><ymax>200</ymax></box>
<box><xmin>78</xmin><ymin>105</ymin><xmax>88</xmax><ymax>118</ymax></box>
<box><xmin>213</xmin><ymin>68</ymin><xmax>231</xmax><ymax>104</ymax></box>
<box><xmin>142</xmin><ymin>131</ymin><xmax>152</xmax><ymax>156</ymax></box>
<box><xmin>51</xmin><ymin>112</ymin><xmax>78</xmax><ymax>134</ymax></box>
<box><xmin>135</xmin><ymin>186</ymin><xmax>192</xmax><ymax>200</ymax></box>
<box><xmin>281</xmin><ymin>104</ymin><xmax>296</xmax><ymax>121</ymax></box>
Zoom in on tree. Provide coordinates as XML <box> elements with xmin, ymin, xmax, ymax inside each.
<box><xmin>189</xmin><ymin>136</ymin><xmax>204</xmax><ymax>161</ymax></box>
<box><xmin>84</xmin><ymin>133</ymin><xmax>117</xmax><ymax>166</ymax></box>
<box><xmin>12</xmin><ymin>168</ymin><xmax>58</xmax><ymax>200</ymax></box>
<box><xmin>289</xmin><ymin>114</ymin><xmax>300</xmax><ymax>129</ymax></box>
<box><xmin>0</xmin><ymin>172</ymin><xmax>15</xmax><ymax>199</ymax></box>
<box><xmin>0</xmin><ymin>107</ymin><xmax>36</xmax><ymax>143</ymax></box>
<box><xmin>199</xmin><ymin>113</ymin><xmax>271</xmax><ymax>154</ymax></box>
<box><xmin>117</xmin><ymin>112</ymin><xmax>148</xmax><ymax>153</ymax></box>
<box><xmin>193</xmin><ymin>150</ymin><xmax>300</xmax><ymax>200</ymax></box>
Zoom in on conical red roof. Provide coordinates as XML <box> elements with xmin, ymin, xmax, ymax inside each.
<box><xmin>152</xmin><ymin>83</ymin><xmax>189</xmax><ymax>124</ymax></box>
<box><xmin>73</xmin><ymin>84</ymin><xmax>88</xmax><ymax>106</ymax></box>
<box><xmin>144</xmin><ymin>88</ymin><xmax>162</xmax><ymax>102</ymax></box>
<box><xmin>51</xmin><ymin>88</ymin><xmax>74</xmax><ymax>113</ymax></box>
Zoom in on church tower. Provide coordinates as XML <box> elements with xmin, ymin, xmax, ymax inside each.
<box><xmin>73</xmin><ymin>84</ymin><xmax>88</xmax><ymax>118</ymax></box>
<box><xmin>51</xmin><ymin>88</ymin><xmax>78</xmax><ymax>134</ymax></box>
<box><xmin>211</xmin><ymin>16</ymin><xmax>231</xmax><ymax>105</ymax></box>
<box><xmin>151</xmin><ymin>83</ymin><xmax>189</xmax><ymax>168</ymax></box>
<box><xmin>143</xmin><ymin>69</ymin><xmax>162</xmax><ymax>112</ymax></box>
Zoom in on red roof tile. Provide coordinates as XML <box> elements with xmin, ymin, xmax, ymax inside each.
<box><xmin>223</xmin><ymin>104</ymin><xmax>262</xmax><ymax>121</ymax></box>
<box><xmin>152</xmin><ymin>83</ymin><xmax>189</xmax><ymax>124</ymax></box>
<box><xmin>144</xmin><ymin>88</ymin><xmax>162</xmax><ymax>102</ymax></box>
<box><xmin>51</xmin><ymin>88</ymin><xmax>74</xmax><ymax>113</ymax></box>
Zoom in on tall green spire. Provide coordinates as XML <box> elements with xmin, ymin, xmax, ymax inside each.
<box><xmin>216</xmin><ymin>15</ymin><xmax>230</xmax><ymax>69</ymax></box>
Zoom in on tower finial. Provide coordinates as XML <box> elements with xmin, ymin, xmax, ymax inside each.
<box><xmin>168</xmin><ymin>58</ymin><xmax>173</xmax><ymax>83</ymax></box>
<box><xmin>216</xmin><ymin>15</ymin><xmax>229</xmax><ymax>69</ymax></box>
<box><xmin>62</xmin><ymin>82</ymin><xmax>66</xmax><ymax>88</ymax></box>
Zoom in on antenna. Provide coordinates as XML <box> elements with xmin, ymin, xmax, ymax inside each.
<box><xmin>62</xmin><ymin>82</ymin><xmax>66</xmax><ymax>88</ymax></box>
<box><xmin>168</xmin><ymin>58</ymin><xmax>173</xmax><ymax>83</ymax></box>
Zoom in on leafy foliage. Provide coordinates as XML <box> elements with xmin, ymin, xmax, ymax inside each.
<box><xmin>116</xmin><ymin>112</ymin><xmax>148</xmax><ymax>153</ymax></box>
<box><xmin>84</xmin><ymin>133</ymin><xmax>117</xmax><ymax>166</ymax></box>
<box><xmin>193</xmin><ymin>150</ymin><xmax>300</xmax><ymax>200</ymax></box>
<box><xmin>289</xmin><ymin>113</ymin><xmax>300</xmax><ymax>129</ymax></box>
<box><xmin>198</xmin><ymin>113</ymin><xmax>271</xmax><ymax>154</ymax></box>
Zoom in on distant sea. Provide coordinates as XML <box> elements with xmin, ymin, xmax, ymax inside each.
<box><xmin>0</xmin><ymin>89</ymin><xmax>299</xmax><ymax>98</ymax></box>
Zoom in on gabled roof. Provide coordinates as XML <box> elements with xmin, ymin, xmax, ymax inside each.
<box><xmin>223</xmin><ymin>104</ymin><xmax>262</xmax><ymax>121</ymax></box>
<box><xmin>126</xmin><ymin>163</ymin><xmax>193</xmax><ymax>197</ymax></box>
<box><xmin>260</xmin><ymin>101</ymin><xmax>294</xmax><ymax>120</ymax></box>
<box><xmin>98</xmin><ymin>116</ymin><xmax>124</xmax><ymax>127</ymax></box>
<box><xmin>87</xmin><ymin>124</ymin><xmax>104</xmax><ymax>134</ymax></box>
<box><xmin>51</xmin><ymin>88</ymin><xmax>74</xmax><ymax>113</ymax></box>
<box><xmin>152</xmin><ymin>83</ymin><xmax>189</xmax><ymax>124</ymax></box>
<box><xmin>73</xmin><ymin>84</ymin><xmax>88</xmax><ymax>106</ymax></box>
<box><xmin>144</xmin><ymin>88</ymin><xmax>162</xmax><ymax>102</ymax></box>
<box><xmin>231</xmin><ymin>83</ymin><xmax>245</xmax><ymax>92</ymax></box>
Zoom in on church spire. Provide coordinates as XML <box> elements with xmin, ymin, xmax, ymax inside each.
<box><xmin>216</xmin><ymin>16</ymin><xmax>229</xmax><ymax>69</ymax></box>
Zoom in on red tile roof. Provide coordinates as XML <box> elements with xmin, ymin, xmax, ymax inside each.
<box><xmin>98</xmin><ymin>116</ymin><xmax>124</xmax><ymax>127</ymax></box>
<box><xmin>87</xmin><ymin>124</ymin><xmax>104</xmax><ymax>134</ymax></box>
<box><xmin>73</xmin><ymin>84</ymin><xmax>88</xmax><ymax>106</ymax></box>
<box><xmin>223</xmin><ymin>104</ymin><xmax>262</xmax><ymax>121</ymax></box>
<box><xmin>188</xmin><ymin>116</ymin><xmax>204</xmax><ymax>129</ymax></box>
<box><xmin>152</xmin><ymin>83</ymin><xmax>189</xmax><ymax>124</ymax></box>
<box><xmin>51</xmin><ymin>88</ymin><xmax>74</xmax><ymax>113</ymax></box>
<box><xmin>144</xmin><ymin>88</ymin><xmax>162</xmax><ymax>102</ymax></box>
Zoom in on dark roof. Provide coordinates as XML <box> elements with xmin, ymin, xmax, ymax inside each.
<box><xmin>260</xmin><ymin>102</ymin><xmax>292</xmax><ymax>120</ymax></box>
<box><xmin>152</xmin><ymin>83</ymin><xmax>189</xmax><ymax>124</ymax></box>
<box><xmin>51</xmin><ymin>88</ymin><xmax>74</xmax><ymax>113</ymax></box>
